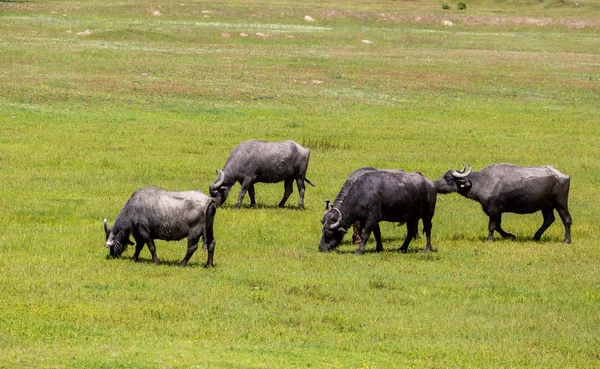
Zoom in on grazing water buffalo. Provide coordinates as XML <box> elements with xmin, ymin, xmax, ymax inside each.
<box><xmin>324</xmin><ymin>167</ymin><xmax>378</xmax><ymax>244</ymax></box>
<box><xmin>209</xmin><ymin>140</ymin><xmax>314</xmax><ymax>209</ymax></box>
<box><xmin>103</xmin><ymin>187</ymin><xmax>218</xmax><ymax>267</ymax></box>
<box><xmin>320</xmin><ymin>170</ymin><xmax>437</xmax><ymax>254</ymax></box>
<box><xmin>324</xmin><ymin>167</ymin><xmax>420</xmax><ymax>244</ymax></box>
<box><xmin>435</xmin><ymin>163</ymin><xmax>572</xmax><ymax>243</ymax></box>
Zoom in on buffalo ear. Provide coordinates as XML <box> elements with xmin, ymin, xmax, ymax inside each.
<box><xmin>458</xmin><ymin>179</ymin><xmax>472</xmax><ymax>190</ymax></box>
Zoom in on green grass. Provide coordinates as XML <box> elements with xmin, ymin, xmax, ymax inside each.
<box><xmin>1</xmin><ymin>0</ymin><xmax>600</xmax><ymax>368</ymax></box>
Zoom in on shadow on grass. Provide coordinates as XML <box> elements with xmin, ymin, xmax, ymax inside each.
<box><xmin>449</xmin><ymin>233</ymin><xmax>566</xmax><ymax>244</ymax></box>
<box><xmin>330</xmin><ymin>238</ymin><xmax>438</xmax><ymax>255</ymax></box>
<box><xmin>105</xmin><ymin>255</ymin><xmax>210</xmax><ymax>268</ymax></box>
<box><xmin>332</xmin><ymin>247</ymin><xmax>438</xmax><ymax>255</ymax></box>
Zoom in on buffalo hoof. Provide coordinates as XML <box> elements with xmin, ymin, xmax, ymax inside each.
<box><xmin>354</xmin><ymin>249</ymin><xmax>365</xmax><ymax>255</ymax></box>
<box><xmin>398</xmin><ymin>248</ymin><xmax>408</xmax><ymax>254</ymax></box>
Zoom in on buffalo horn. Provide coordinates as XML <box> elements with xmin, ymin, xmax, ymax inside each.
<box><xmin>451</xmin><ymin>163</ymin><xmax>472</xmax><ymax>178</ymax></box>
<box><xmin>103</xmin><ymin>218</ymin><xmax>110</xmax><ymax>236</ymax></box>
<box><xmin>324</xmin><ymin>199</ymin><xmax>331</xmax><ymax>213</ymax></box>
<box><xmin>329</xmin><ymin>208</ymin><xmax>343</xmax><ymax>229</ymax></box>
<box><xmin>211</xmin><ymin>169</ymin><xmax>225</xmax><ymax>188</ymax></box>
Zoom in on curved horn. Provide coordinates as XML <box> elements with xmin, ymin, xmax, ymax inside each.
<box><xmin>103</xmin><ymin>219</ymin><xmax>110</xmax><ymax>237</ymax></box>
<box><xmin>324</xmin><ymin>199</ymin><xmax>331</xmax><ymax>213</ymax></box>
<box><xmin>451</xmin><ymin>163</ymin><xmax>472</xmax><ymax>178</ymax></box>
<box><xmin>458</xmin><ymin>162</ymin><xmax>467</xmax><ymax>173</ymax></box>
<box><xmin>211</xmin><ymin>169</ymin><xmax>225</xmax><ymax>188</ymax></box>
<box><xmin>329</xmin><ymin>208</ymin><xmax>343</xmax><ymax>229</ymax></box>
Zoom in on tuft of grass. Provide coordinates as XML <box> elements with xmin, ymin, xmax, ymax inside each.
<box><xmin>301</xmin><ymin>138</ymin><xmax>352</xmax><ymax>152</ymax></box>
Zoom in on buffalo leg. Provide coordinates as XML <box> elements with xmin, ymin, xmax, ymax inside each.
<box><xmin>487</xmin><ymin>214</ymin><xmax>515</xmax><ymax>241</ymax></box>
<box><xmin>533</xmin><ymin>207</ymin><xmax>555</xmax><ymax>241</ymax></box>
<box><xmin>236</xmin><ymin>181</ymin><xmax>251</xmax><ymax>208</ymax></box>
<box><xmin>486</xmin><ymin>216</ymin><xmax>496</xmax><ymax>242</ymax></box>
<box><xmin>146</xmin><ymin>239</ymin><xmax>159</xmax><ymax>264</ymax></box>
<box><xmin>412</xmin><ymin>221</ymin><xmax>421</xmax><ymax>240</ymax></box>
<box><xmin>355</xmin><ymin>222</ymin><xmax>375</xmax><ymax>254</ymax></box>
<box><xmin>422</xmin><ymin>217</ymin><xmax>433</xmax><ymax>253</ymax></box>
<box><xmin>132</xmin><ymin>240</ymin><xmax>145</xmax><ymax>262</ymax></box>
<box><xmin>352</xmin><ymin>221</ymin><xmax>362</xmax><ymax>244</ymax></box>
<box><xmin>373</xmin><ymin>224</ymin><xmax>383</xmax><ymax>253</ymax></box>
<box><xmin>295</xmin><ymin>178</ymin><xmax>306</xmax><ymax>210</ymax></box>
<box><xmin>556</xmin><ymin>206</ymin><xmax>572</xmax><ymax>244</ymax></box>
<box><xmin>495</xmin><ymin>214</ymin><xmax>516</xmax><ymax>240</ymax></box>
<box><xmin>399</xmin><ymin>220</ymin><xmax>417</xmax><ymax>253</ymax></box>
<box><xmin>248</xmin><ymin>184</ymin><xmax>256</xmax><ymax>208</ymax></box>
<box><xmin>205</xmin><ymin>239</ymin><xmax>216</xmax><ymax>268</ymax></box>
<box><xmin>180</xmin><ymin>238</ymin><xmax>199</xmax><ymax>267</ymax></box>
<box><xmin>278</xmin><ymin>178</ymin><xmax>294</xmax><ymax>208</ymax></box>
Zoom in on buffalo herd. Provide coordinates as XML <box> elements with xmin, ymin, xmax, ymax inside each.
<box><xmin>103</xmin><ymin>139</ymin><xmax>573</xmax><ymax>266</ymax></box>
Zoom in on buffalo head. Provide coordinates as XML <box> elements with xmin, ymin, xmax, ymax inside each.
<box><xmin>435</xmin><ymin>163</ymin><xmax>473</xmax><ymax>194</ymax></box>
<box><xmin>209</xmin><ymin>169</ymin><xmax>230</xmax><ymax>207</ymax></box>
<box><xmin>319</xmin><ymin>208</ymin><xmax>348</xmax><ymax>252</ymax></box>
<box><xmin>103</xmin><ymin>219</ymin><xmax>132</xmax><ymax>258</ymax></box>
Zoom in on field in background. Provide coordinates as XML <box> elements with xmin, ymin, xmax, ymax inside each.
<box><xmin>1</xmin><ymin>0</ymin><xmax>599</xmax><ymax>368</ymax></box>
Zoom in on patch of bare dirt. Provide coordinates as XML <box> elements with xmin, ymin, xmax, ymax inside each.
<box><xmin>375</xmin><ymin>12</ymin><xmax>600</xmax><ymax>29</ymax></box>
<box><xmin>314</xmin><ymin>9</ymin><xmax>598</xmax><ymax>29</ymax></box>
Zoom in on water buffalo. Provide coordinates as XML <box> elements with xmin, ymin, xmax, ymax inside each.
<box><xmin>209</xmin><ymin>140</ymin><xmax>314</xmax><ymax>209</ymax></box>
<box><xmin>320</xmin><ymin>170</ymin><xmax>437</xmax><ymax>254</ymax></box>
<box><xmin>324</xmin><ymin>167</ymin><xmax>378</xmax><ymax>244</ymax></box>
<box><xmin>324</xmin><ymin>167</ymin><xmax>420</xmax><ymax>244</ymax></box>
<box><xmin>435</xmin><ymin>163</ymin><xmax>572</xmax><ymax>243</ymax></box>
<box><xmin>103</xmin><ymin>187</ymin><xmax>218</xmax><ymax>267</ymax></box>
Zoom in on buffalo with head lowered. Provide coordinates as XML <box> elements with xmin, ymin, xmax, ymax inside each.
<box><xmin>209</xmin><ymin>140</ymin><xmax>314</xmax><ymax>209</ymax></box>
<box><xmin>103</xmin><ymin>187</ymin><xmax>218</xmax><ymax>267</ymax></box>
<box><xmin>320</xmin><ymin>170</ymin><xmax>437</xmax><ymax>254</ymax></box>
<box><xmin>435</xmin><ymin>163</ymin><xmax>572</xmax><ymax>243</ymax></box>
<box><xmin>324</xmin><ymin>167</ymin><xmax>419</xmax><ymax>244</ymax></box>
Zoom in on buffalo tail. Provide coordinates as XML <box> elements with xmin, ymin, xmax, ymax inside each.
<box><xmin>304</xmin><ymin>178</ymin><xmax>316</xmax><ymax>187</ymax></box>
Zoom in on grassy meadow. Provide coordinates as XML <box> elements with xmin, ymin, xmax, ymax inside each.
<box><xmin>1</xmin><ymin>0</ymin><xmax>600</xmax><ymax>367</ymax></box>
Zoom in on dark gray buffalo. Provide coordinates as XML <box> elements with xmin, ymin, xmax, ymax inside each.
<box><xmin>324</xmin><ymin>166</ymin><xmax>378</xmax><ymax>244</ymax></box>
<box><xmin>324</xmin><ymin>167</ymin><xmax>419</xmax><ymax>244</ymax></box>
<box><xmin>320</xmin><ymin>170</ymin><xmax>437</xmax><ymax>254</ymax></box>
<box><xmin>435</xmin><ymin>163</ymin><xmax>572</xmax><ymax>243</ymax></box>
<box><xmin>103</xmin><ymin>187</ymin><xmax>218</xmax><ymax>267</ymax></box>
<box><xmin>209</xmin><ymin>140</ymin><xmax>314</xmax><ymax>209</ymax></box>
